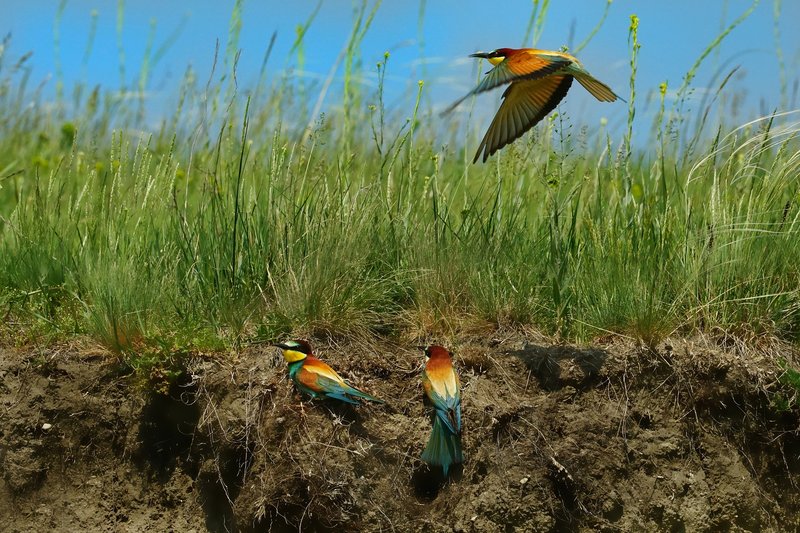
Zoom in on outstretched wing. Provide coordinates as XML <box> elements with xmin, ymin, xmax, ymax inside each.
<box><xmin>474</xmin><ymin>74</ymin><xmax>574</xmax><ymax>163</ymax></box>
<box><xmin>441</xmin><ymin>51</ymin><xmax>572</xmax><ymax>116</ymax></box>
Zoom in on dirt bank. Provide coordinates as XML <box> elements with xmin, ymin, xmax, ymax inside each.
<box><xmin>2</xmin><ymin>335</ymin><xmax>799</xmax><ymax>532</ymax></box>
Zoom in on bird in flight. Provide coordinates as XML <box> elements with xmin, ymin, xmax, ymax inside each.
<box><xmin>443</xmin><ymin>47</ymin><xmax>622</xmax><ymax>163</ymax></box>
<box><xmin>273</xmin><ymin>340</ymin><xmax>383</xmax><ymax>405</ymax></box>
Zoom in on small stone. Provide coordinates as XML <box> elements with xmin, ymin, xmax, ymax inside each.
<box><xmin>41</xmin><ymin>423</ymin><xmax>53</xmax><ymax>431</ymax></box>
<box><xmin>471</xmin><ymin>516</ymin><xmax>478</xmax><ymax>522</ymax></box>
<box><xmin>520</xmin><ymin>477</ymin><xmax>529</xmax><ymax>485</ymax></box>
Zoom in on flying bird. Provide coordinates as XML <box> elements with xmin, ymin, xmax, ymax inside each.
<box><xmin>420</xmin><ymin>345</ymin><xmax>463</xmax><ymax>476</ymax></box>
<box><xmin>443</xmin><ymin>47</ymin><xmax>622</xmax><ymax>163</ymax></box>
<box><xmin>273</xmin><ymin>340</ymin><xmax>383</xmax><ymax>405</ymax></box>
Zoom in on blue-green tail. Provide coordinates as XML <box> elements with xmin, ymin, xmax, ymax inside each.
<box><xmin>421</xmin><ymin>416</ymin><xmax>463</xmax><ymax>476</ymax></box>
<box><xmin>341</xmin><ymin>384</ymin><xmax>384</xmax><ymax>404</ymax></box>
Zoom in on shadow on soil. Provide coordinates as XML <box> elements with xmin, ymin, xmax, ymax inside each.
<box><xmin>134</xmin><ymin>374</ymin><xmax>255</xmax><ymax>532</ymax></box>
<box><xmin>508</xmin><ymin>343</ymin><xmax>609</xmax><ymax>391</ymax></box>
<box><xmin>135</xmin><ymin>375</ymin><xmax>201</xmax><ymax>482</ymax></box>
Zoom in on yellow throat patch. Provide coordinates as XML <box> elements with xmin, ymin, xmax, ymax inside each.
<box><xmin>282</xmin><ymin>349</ymin><xmax>308</xmax><ymax>363</ymax></box>
<box><xmin>488</xmin><ymin>56</ymin><xmax>505</xmax><ymax>66</ymax></box>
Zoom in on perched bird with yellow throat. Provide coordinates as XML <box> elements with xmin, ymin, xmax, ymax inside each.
<box><xmin>273</xmin><ymin>340</ymin><xmax>383</xmax><ymax>405</ymax></box>
<box><xmin>443</xmin><ymin>47</ymin><xmax>623</xmax><ymax>163</ymax></box>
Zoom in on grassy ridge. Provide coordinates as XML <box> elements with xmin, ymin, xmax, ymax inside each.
<box><xmin>0</xmin><ymin>4</ymin><xmax>798</xmax><ymax>354</ymax></box>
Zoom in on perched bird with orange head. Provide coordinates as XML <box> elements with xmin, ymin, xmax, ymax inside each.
<box><xmin>443</xmin><ymin>47</ymin><xmax>623</xmax><ymax>163</ymax></box>
<box><xmin>420</xmin><ymin>345</ymin><xmax>463</xmax><ymax>476</ymax></box>
<box><xmin>273</xmin><ymin>340</ymin><xmax>383</xmax><ymax>405</ymax></box>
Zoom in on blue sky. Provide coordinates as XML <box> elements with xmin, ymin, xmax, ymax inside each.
<box><xmin>4</xmin><ymin>1</ymin><xmax>799</xmax><ymax>130</ymax></box>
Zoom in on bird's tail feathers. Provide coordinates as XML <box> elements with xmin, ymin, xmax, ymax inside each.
<box><xmin>345</xmin><ymin>385</ymin><xmax>384</xmax><ymax>404</ymax></box>
<box><xmin>326</xmin><ymin>392</ymin><xmax>361</xmax><ymax>405</ymax></box>
<box><xmin>576</xmin><ymin>74</ymin><xmax>623</xmax><ymax>103</ymax></box>
<box><xmin>421</xmin><ymin>416</ymin><xmax>463</xmax><ymax>476</ymax></box>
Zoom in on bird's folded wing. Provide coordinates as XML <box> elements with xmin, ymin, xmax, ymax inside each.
<box><xmin>298</xmin><ymin>366</ymin><xmax>349</xmax><ymax>394</ymax></box>
<box><xmin>423</xmin><ymin>373</ymin><xmax>461</xmax><ymax>434</ymax></box>
<box><xmin>300</xmin><ymin>360</ymin><xmax>347</xmax><ymax>386</ymax></box>
<box><xmin>474</xmin><ymin>74</ymin><xmax>574</xmax><ymax>163</ymax></box>
<box><xmin>441</xmin><ymin>52</ymin><xmax>570</xmax><ymax>116</ymax></box>
<box><xmin>427</xmin><ymin>389</ymin><xmax>461</xmax><ymax>435</ymax></box>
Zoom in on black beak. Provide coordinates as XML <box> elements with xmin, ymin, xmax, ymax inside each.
<box><xmin>469</xmin><ymin>51</ymin><xmax>492</xmax><ymax>59</ymax></box>
<box><xmin>272</xmin><ymin>343</ymin><xmax>289</xmax><ymax>350</ymax></box>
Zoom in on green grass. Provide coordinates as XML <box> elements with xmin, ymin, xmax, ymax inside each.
<box><xmin>0</xmin><ymin>3</ymin><xmax>799</xmax><ymax>356</ymax></box>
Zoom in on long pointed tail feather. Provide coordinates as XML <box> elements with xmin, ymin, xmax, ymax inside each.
<box><xmin>344</xmin><ymin>385</ymin><xmax>384</xmax><ymax>404</ymax></box>
<box><xmin>575</xmin><ymin>74</ymin><xmax>623</xmax><ymax>102</ymax></box>
<box><xmin>421</xmin><ymin>416</ymin><xmax>463</xmax><ymax>476</ymax></box>
<box><xmin>326</xmin><ymin>392</ymin><xmax>362</xmax><ymax>405</ymax></box>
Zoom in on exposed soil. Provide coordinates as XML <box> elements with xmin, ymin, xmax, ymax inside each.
<box><xmin>2</xmin><ymin>334</ymin><xmax>800</xmax><ymax>532</ymax></box>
